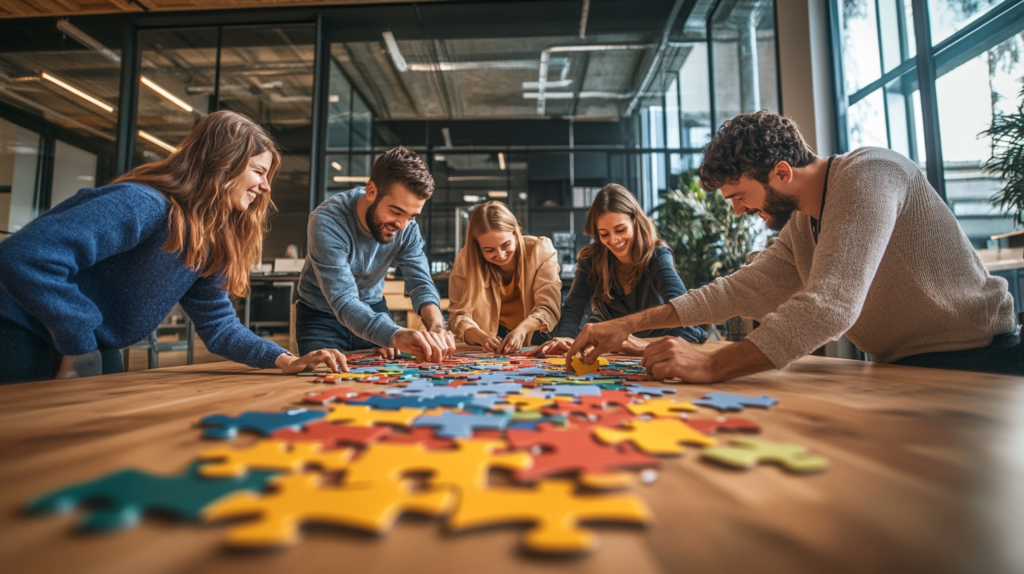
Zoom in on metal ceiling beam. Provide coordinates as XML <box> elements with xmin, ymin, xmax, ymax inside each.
<box><xmin>625</xmin><ymin>0</ymin><xmax>689</xmax><ymax>116</ymax></box>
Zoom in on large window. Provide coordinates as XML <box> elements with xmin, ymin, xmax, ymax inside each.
<box><xmin>324</xmin><ymin>46</ymin><xmax>375</xmax><ymax>203</ymax></box>
<box><xmin>833</xmin><ymin>0</ymin><xmax>1024</xmax><ymax>245</ymax></box>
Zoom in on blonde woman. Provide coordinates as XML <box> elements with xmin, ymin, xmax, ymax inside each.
<box><xmin>533</xmin><ymin>183</ymin><xmax>707</xmax><ymax>356</ymax></box>
<box><xmin>448</xmin><ymin>201</ymin><xmax>561</xmax><ymax>354</ymax></box>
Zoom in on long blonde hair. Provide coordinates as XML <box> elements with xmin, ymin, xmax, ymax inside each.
<box><xmin>113</xmin><ymin>111</ymin><xmax>280</xmax><ymax>297</ymax></box>
<box><xmin>460</xmin><ymin>201</ymin><xmax>526</xmax><ymax>306</ymax></box>
<box><xmin>580</xmin><ymin>184</ymin><xmax>665</xmax><ymax>303</ymax></box>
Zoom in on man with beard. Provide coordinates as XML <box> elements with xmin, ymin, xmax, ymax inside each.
<box><xmin>567</xmin><ymin>110</ymin><xmax>1021</xmax><ymax>380</ymax></box>
<box><xmin>296</xmin><ymin>146</ymin><xmax>454</xmax><ymax>362</ymax></box>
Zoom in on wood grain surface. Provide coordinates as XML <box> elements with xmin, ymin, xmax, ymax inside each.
<box><xmin>2</xmin><ymin>343</ymin><xmax>1024</xmax><ymax>574</ymax></box>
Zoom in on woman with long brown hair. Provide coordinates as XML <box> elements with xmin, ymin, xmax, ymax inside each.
<box><xmin>533</xmin><ymin>184</ymin><xmax>706</xmax><ymax>356</ymax></box>
<box><xmin>0</xmin><ymin>111</ymin><xmax>346</xmax><ymax>383</ymax></box>
<box><xmin>448</xmin><ymin>201</ymin><xmax>561</xmax><ymax>354</ymax></box>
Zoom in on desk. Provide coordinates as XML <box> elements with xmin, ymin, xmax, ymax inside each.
<box><xmin>2</xmin><ymin>345</ymin><xmax>1023</xmax><ymax>574</ymax></box>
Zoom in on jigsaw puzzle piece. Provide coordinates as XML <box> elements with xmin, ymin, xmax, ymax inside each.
<box><xmin>622</xmin><ymin>383</ymin><xmax>678</xmax><ymax>398</ymax></box>
<box><xmin>412</xmin><ymin>410</ymin><xmax>510</xmax><ymax>438</ymax></box>
<box><xmin>684</xmin><ymin>417</ymin><xmax>761</xmax><ymax>435</ymax></box>
<box><xmin>302</xmin><ymin>389</ymin><xmax>373</xmax><ymax>405</ymax></box>
<box><xmin>500</xmin><ymin>394</ymin><xmax>558</xmax><ymax>412</ymax></box>
<box><xmin>381</xmin><ymin>427</ymin><xmax>457</xmax><ymax>449</ymax></box>
<box><xmin>593</xmin><ymin>419</ymin><xmax>716</xmax><ymax>455</ymax></box>
<box><xmin>198</xmin><ymin>440</ymin><xmax>354</xmax><ymax>477</ymax></box>
<box><xmin>569</xmin><ymin>355</ymin><xmax>609</xmax><ymax>376</ymax></box>
<box><xmin>702</xmin><ymin>438</ymin><xmax>827</xmax><ymax>473</ymax></box>
<box><xmin>200</xmin><ymin>409</ymin><xmax>327</xmax><ymax>440</ymax></box>
<box><xmin>537</xmin><ymin>384</ymin><xmax>602</xmax><ymax>398</ymax></box>
<box><xmin>271</xmin><ymin>421</ymin><xmax>391</xmax><ymax>449</ymax></box>
<box><xmin>506</xmin><ymin>428</ymin><xmax>658</xmax><ymax>489</ymax></box>
<box><xmin>347</xmin><ymin>395</ymin><xmax>470</xmax><ymax>410</ymax></box>
<box><xmin>203</xmin><ymin>473</ymin><xmax>452</xmax><ymax>547</ymax></box>
<box><xmin>626</xmin><ymin>397</ymin><xmax>698</xmax><ymax>417</ymax></box>
<box><xmin>324</xmin><ymin>404</ymin><xmax>424</xmax><ymax>427</ymax></box>
<box><xmin>26</xmin><ymin>463</ymin><xmax>277</xmax><ymax>531</ymax></box>
<box><xmin>448</xmin><ymin>479</ymin><xmax>651</xmax><ymax>554</ymax></box>
<box><xmin>692</xmin><ymin>392</ymin><xmax>778</xmax><ymax>412</ymax></box>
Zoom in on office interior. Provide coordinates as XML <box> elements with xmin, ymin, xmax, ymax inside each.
<box><xmin>1</xmin><ymin>0</ymin><xmax>1021</xmax><ymax>368</ymax></box>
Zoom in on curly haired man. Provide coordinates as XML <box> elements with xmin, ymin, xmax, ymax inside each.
<box><xmin>568</xmin><ymin>111</ymin><xmax>1020</xmax><ymax>380</ymax></box>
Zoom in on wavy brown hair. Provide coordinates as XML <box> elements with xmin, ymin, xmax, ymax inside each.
<box><xmin>699</xmin><ymin>110</ymin><xmax>816</xmax><ymax>190</ymax></box>
<box><xmin>579</xmin><ymin>184</ymin><xmax>665</xmax><ymax>303</ymax></box>
<box><xmin>460</xmin><ymin>201</ymin><xmax>526</xmax><ymax>307</ymax></box>
<box><xmin>113</xmin><ymin>111</ymin><xmax>280</xmax><ymax>297</ymax></box>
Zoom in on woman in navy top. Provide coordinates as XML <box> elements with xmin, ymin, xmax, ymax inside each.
<box><xmin>534</xmin><ymin>184</ymin><xmax>707</xmax><ymax>356</ymax></box>
<box><xmin>0</xmin><ymin>111</ymin><xmax>347</xmax><ymax>383</ymax></box>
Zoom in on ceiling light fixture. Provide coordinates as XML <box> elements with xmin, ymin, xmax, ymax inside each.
<box><xmin>331</xmin><ymin>161</ymin><xmax>343</xmax><ymax>171</ymax></box>
<box><xmin>381</xmin><ymin>31</ymin><xmax>409</xmax><ymax>72</ymax></box>
<box><xmin>140</xmin><ymin>76</ymin><xmax>193</xmax><ymax>113</ymax></box>
<box><xmin>463</xmin><ymin>195</ymin><xmax>481</xmax><ymax>203</ymax></box>
<box><xmin>448</xmin><ymin>176</ymin><xmax>505</xmax><ymax>182</ymax></box>
<box><xmin>56</xmin><ymin>20</ymin><xmax>121</xmax><ymax>63</ymax></box>
<box><xmin>442</xmin><ymin>127</ymin><xmax>453</xmax><ymax>148</ymax></box>
<box><xmin>138</xmin><ymin>130</ymin><xmax>178</xmax><ymax>153</ymax></box>
<box><xmin>334</xmin><ymin>176</ymin><xmax>370</xmax><ymax>183</ymax></box>
<box><xmin>487</xmin><ymin>191</ymin><xmax>508</xmax><ymax>198</ymax></box>
<box><xmin>498</xmin><ymin>152</ymin><xmax>506</xmax><ymax>170</ymax></box>
<box><xmin>41</xmin><ymin>72</ymin><xmax>114</xmax><ymax>113</ymax></box>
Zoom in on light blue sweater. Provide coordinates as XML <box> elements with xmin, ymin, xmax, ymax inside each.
<box><xmin>296</xmin><ymin>187</ymin><xmax>440</xmax><ymax>347</ymax></box>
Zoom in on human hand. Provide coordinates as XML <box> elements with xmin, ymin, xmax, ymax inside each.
<box><xmin>54</xmin><ymin>350</ymin><xmax>103</xmax><ymax>379</ymax></box>
<box><xmin>618</xmin><ymin>335</ymin><xmax>650</xmax><ymax>356</ymax></box>
<box><xmin>391</xmin><ymin>329</ymin><xmax>446</xmax><ymax>363</ymax></box>
<box><xmin>641</xmin><ymin>337</ymin><xmax>716</xmax><ymax>382</ymax></box>
<box><xmin>374</xmin><ymin>347</ymin><xmax>397</xmax><ymax>359</ymax></box>
<box><xmin>565</xmin><ymin>319</ymin><xmax>633</xmax><ymax>365</ymax></box>
<box><xmin>426</xmin><ymin>327</ymin><xmax>456</xmax><ymax>360</ymax></box>
<box><xmin>499</xmin><ymin>327</ymin><xmax>528</xmax><ymax>354</ymax></box>
<box><xmin>276</xmin><ymin>348</ymin><xmax>349</xmax><ymax>374</ymax></box>
<box><xmin>530</xmin><ymin>337</ymin><xmax>573</xmax><ymax>356</ymax></box>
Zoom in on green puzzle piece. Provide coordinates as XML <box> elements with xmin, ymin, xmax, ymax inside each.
<box><xmin>702</xmin><ymin>438</ymin><xmax>828</xmax><ymax>473</ymax></box>
<box><xmin>26</xmin><ymin>463</ymin><xmax>279</xmax><ymax>531</ymax></box>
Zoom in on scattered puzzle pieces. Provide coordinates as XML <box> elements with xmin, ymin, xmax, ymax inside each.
<box><xmin>702</xmin><ymin>439</ymin><xmax>828</xmax><ymax>473</ymax></box>
<box><xmin>26</xmin><ymin>463</ymin><xmax>278</xmax><ymax>531</ymax></box>
<box><xmin>692</xmin><ymin>392</ymin><xmax>778</xmax><ymax>412</ymax></box>
<box><xmin>271</xmin><ymin>421</ymin><xmax>392</xmax><ymax>449</ymax></box>
<box><xmin>200</xmin><ymin>409</ymin><xmax>327</xmax><ymax>440</ymax></box>
<box><xmin>593</xmin><ymin>418</ymin><xmax>716</xmax><ymax>455</ymax></box>
<box><xmin>411</xmin><ymin>410</ymin><xmax>510</xmax><ymax>438</ymax></box>
<box><xmin>197</xmin><ymin>440</ymin><xmax>353</xmax><ymax>477</ymax></box>
<box><xmin>626</xmin><ymin>397</ymin><xmax>698</xmax><ymax>417</ymax></box>
<box><xmin>506</xmin><ymin>427</ymin><xmax>658</xmax><ymax>488</ymax></box>
<box><xmin>325</xmin><ymin>404</ymin><xmax>425</xmax><ymax>427</ymax></box>
<box><xmin>684</xmin><ymin>417</ymin><xmax>761</xmax><ymax>435</ymax></box>
<box><xmin>448</xmin><ymin>479</ymin><xmax>651</xmax><ymax>554</ymax></box>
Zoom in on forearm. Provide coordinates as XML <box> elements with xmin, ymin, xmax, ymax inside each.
<box><xmin>709</xmin><ymin>339</ymin><xmax>776</xmax><ymax>381</ymax></box>
<box><xmin>516</xmin><ymin>316</ymin><xmax>544</xmax><ymax>334</ymax></box>
<box><xmin>419</xmin><ymin>304</ymin><xmax>445</xmax><ymax>332</ymax></box>
<box><xmin>616</xmin><ymin>303</ymin><xmax>681</xmax><ymax>334</ymax></box>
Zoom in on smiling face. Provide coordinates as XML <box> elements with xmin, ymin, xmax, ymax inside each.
<box><xmin>596</xmin><ymin>212</ymin><xmax>635</xmax><ymax>263</ymax></box>
<box><xmin>476</xmin><ymin>230</ymin><xmax>518</xmax><ymax>271</ymax></box>
<box><xmin>365</xmin><ymin>181</ymin><xmax>426</xmax><ymax>244</ymax></box>
<box><xmin>228</xmin><ymin>150</ymin><xmax>273</xmax><ymax>212</ymax></box>
<box><xmin>719</xmin><ymin>175</ymin><xmax>799</xmax><ymax>231</ymax></box>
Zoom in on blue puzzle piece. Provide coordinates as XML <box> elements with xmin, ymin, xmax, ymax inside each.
<box><xmin>692</xmin><ymin>392</ymin><xmax>778</xmax><ymax>411</ymax></box>
<box><xmin>514</xmin><ymin>367</ymin><xmax>562</xmax><ymax>376</ymax></box>
<box><xmin>466</xmin><ymin>372</ymin><xmax>520</xmax><ymax>385</ymax></box>
<box><xmin>25</xmin><ymin>463</ymin><xmax>277</xmax><ymax>531</ymax></box>
<box><xmin>200</xmin><ymin>408</ymin><xmax>326</xmax><ymax>440</ymax></box>
<box><xmin>347</xmin><ymin>395</ymin><xmax>469</xmax><ymax>410</ymax></box>
<box><xmin>538</xmin><ymin>384</ymin><xmax>602</xmax><ymax>397</ymax></box>
<box><xmin>623</xmin><ymin>383</ymin><xmax>679</xmax><ymax>397</ymax></box>
<box><xmin>411</xmin><ymin>410</ymin><xmax>510</xmax><ymax>438</ymax></box>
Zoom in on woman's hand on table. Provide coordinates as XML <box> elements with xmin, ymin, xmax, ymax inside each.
<box><xmin>531</xmin><ymin>337</ymin><xmax>573</xmax><ymax>356</ymax></box>
<box><xmin>276</xmin><ymin>349</ymin><xmax>348</xmax><ymax>374</ymax></box>
<box><xmin>498</xmin><ymin>327</ymin><xmax>529</xmax><ymax>354</ymax></box>
<box><xmin>466</xmin><ymin>327</ymin><xmax>502</xmax><ymax>354</ymax></box>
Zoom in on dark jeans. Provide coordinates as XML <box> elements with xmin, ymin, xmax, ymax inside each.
<box><xmin>893</xmin><ymin>330</ymin><xmax>1024</xmax><ymax>376</ymax></box>
<box><xmin>0</xmin><ymin>317</ymin><xmax>123</xmax><ymax>384</ymax></box>
<box><xmin>497</xmin><ymin>324</ymin><xmax>552</xmax><ymax>346</ymax></box>
<box><xmin>295</xmin><ymin>300</ymin><xmax>390</xmax><ymax>355</ymax></box>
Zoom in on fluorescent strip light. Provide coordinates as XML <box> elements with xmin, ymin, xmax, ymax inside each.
<box><xmin>138</xmin><ymin>130</ymin><xmax>178</xmax><ymax>153</ymax></box>
<box><xmin>41</xmin><ymin>72</ymin><xmax>114</xmax><ymax>113</ymax></box>
<box><xmin>449</xmin><ymin>176</ymin><xmax>505</xmax><ymax>182</ymax></box>
<box><xmin>487</xmin><ymin>191</ymin><xmax>508</xmax><ymax>198</ymax></box>
<box><xmin>331</xmin><ymin>161</ymin><xmax>343</xmax><ymax>171</ymax></box>
<box><xmin>140</xmin><ymin>76</ymin><xmax>193</xmax><ymax>113</ymax></box>
<box><xmin>334</xmin><ymin>176</ymin><xmax>370</xmax><ymax>183</ymax></box>
<box><xmin>442</xmin><ymin>127</ymin><xmax>453</xmax><ymax>148</ymax></box>
<box><xmin>497</xmin><ymin>152</ymin><xmax>506</xmax><ymax>170</ymax></box>
<box><xmin>463</xmin><ymin>195</ymin><xmax>481</xmax><ymax>203</ymax></box>
<box><xmin>381</xmin><ymin>31</ymin><xmax>408</xmax><ymax>72</ymax></box>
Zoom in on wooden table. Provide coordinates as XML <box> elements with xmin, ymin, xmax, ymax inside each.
<box><xmin>2</xmin><ymin>344</ymin><xmax>1024</xmax><ymax>574</ymax></box>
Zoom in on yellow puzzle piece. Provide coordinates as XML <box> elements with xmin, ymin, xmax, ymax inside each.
<box><xmin>344</xmin><ymin>439</ymin><xmax>532</xmax><ymax>492</ymax></box>
<box><xmin>569</xmin><ymin>355</ymin><xmax>608</xmax><ymax>376</ymax></box>
<box><xmin>448</xmin><ymin>479</ymin><xmax>651</xmax><ymax>554</ymax></box>
<box><xmin>593</xmin><ymin>418</ymin><xmax>716</xmax><ymax>455</ymax></box>
<box><xmin>500</xmin><ymin>394</ymin><xmax>558</xmax><ymax>412</ymax></box>
<box><xmin>324</xmin><ymin>404</ymin><xmax>425</xmax><ymax>427</ymax></box>
<box><xmin>203</xmin><ymin>473</ymin><xmax>453</xmax><ymax>547</ymax></box>
<box><xmin>197</xmin><ymin>440</ymin><xmax>354</xmax><ymax>478</ymax></box>
<box><xmin>626</xmin><ymin>397</ymin><xmax>698</xmax><ymax>418</ymax></box>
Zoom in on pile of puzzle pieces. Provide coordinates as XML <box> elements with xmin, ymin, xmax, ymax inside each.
<box><xmin>25</xmin><ymin>352</ymin><xmax>828</xmax><ymax>555</ymax></box>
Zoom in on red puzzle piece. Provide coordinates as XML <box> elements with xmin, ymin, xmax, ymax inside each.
<box><xmin>271</xmin><ymin>421</ymin><xmax>392</xmax><ymax>449</ymax></box>
<box><xmin>542</xmin><ymin>406</ymin><xmax>634</xmax><ymax>430</ymax></box>
<box><xmin>302</xmin><ymin>390</ymin><xmax>377</xmax><ymax>405</ymax></box>
<box><xmin>683</xmin><ymin>417</ymin><xmax>761</xmax><ymax>435</ymax></box>
<box><xmin>506</xmin><ymin>427</ymin><xmax>658</xmax><ymax>487</ymax></box>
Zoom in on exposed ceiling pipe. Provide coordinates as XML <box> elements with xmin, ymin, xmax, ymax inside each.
<box><xmin>382</xmin><ymin>31</ymin><xmax>408</xmax><ymax>72</ymax></box>
<box><xmin>57</xmin><ymin>20</ymin><xmax>121</xmax><ymax>63</ymax></box>
<box><xmin>625</xmin><ymin>0</ymin><xmax>688</xmax><ymax>116</ymax></box>
<box><xmin>523</xmin><ymin>91</ymin><xmax>633</xmax><ymax>100</ymax></box>
<box><xmin>534</xmin><ymin>44</ymin><xmax>653</xmax><ymax>115</ymax></box>
<box><xmin>578</xmin><ymin>0</ymin><xmax>591</xmax><ymax>38</ymax></box>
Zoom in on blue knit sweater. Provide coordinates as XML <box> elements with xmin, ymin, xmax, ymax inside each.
<box><xmin>0</xmin><ymin>182</ymin><xmax>286</xmax><ymax>369</ymax></box>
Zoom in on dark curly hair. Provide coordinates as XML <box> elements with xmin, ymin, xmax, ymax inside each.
<box><xmin>699</xmin><ymin>111</ymin><xmax>816</xmax><ymax>191</ymax></box>
<box><xmin>370</xmin><ymin>146</ymin><xmax>435</xmax><ymax>199</ymax></box>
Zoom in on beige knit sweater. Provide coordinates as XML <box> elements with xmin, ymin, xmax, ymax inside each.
<box><xmin>671</xmin><ymin>147</ymin><xmax>1016</xmax><ymax>367</ymax></box>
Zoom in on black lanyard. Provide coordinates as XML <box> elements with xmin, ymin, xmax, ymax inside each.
<box><xmin>810</xmin><ymin>155</ymin><xmax>836</xmax><ymax>244</ymax></box>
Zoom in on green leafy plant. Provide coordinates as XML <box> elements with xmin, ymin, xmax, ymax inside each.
<box><xmin>654</xmin><ymin>171</ymin><xmax>759</xmax><ymax>288</ymax></box>
<box><xmin>984</xmin><ymin>86</ymin><xmax>1024</xmax><ymax>226</ymax></box>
